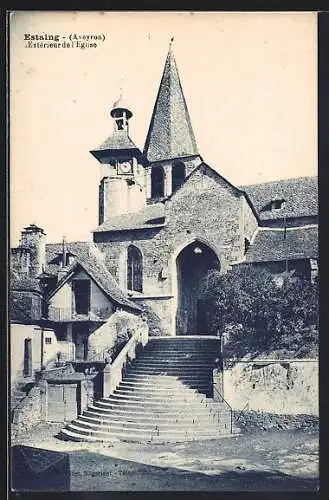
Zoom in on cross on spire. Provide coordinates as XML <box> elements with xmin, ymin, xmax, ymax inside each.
<box><xmin>119</xmin><ymin>77</ymin><xmax>124</xmax><ymax>99</ymax></box>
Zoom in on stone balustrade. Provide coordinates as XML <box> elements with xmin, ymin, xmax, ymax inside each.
<box><xmin>103</xmin><ymin>323</ymin><xmax>148</xmax><ymax>397</ymax></box>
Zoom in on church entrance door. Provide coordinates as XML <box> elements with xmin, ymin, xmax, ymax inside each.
<box><xmin>175</xmin><ymin>241</ymin><xmax>220</xmax><ymax>335</ymax></box>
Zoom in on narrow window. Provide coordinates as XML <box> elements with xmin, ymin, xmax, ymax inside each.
<box><xmin>45</xmin><ymin>337</ymin><xmax>52</xmax><ymax>345</ymax></box>
<box><xmin>73</xmin><ymin>280</ymin><xmax>91</xmax><ymax>314</ymax></box>
<box><xmin>127</xmin><ymin>245</ymin><xmax>143</xmax><ymax>292</ymax></box>
<box><xmin>172</xmin><ymin>161</ymin><xmax>185</xmax><ymax>192</ymax></box>
<box><xmin>151</xmin><ymin>166</ymin><xmax>164</xmax><ymax>198</ymax></box>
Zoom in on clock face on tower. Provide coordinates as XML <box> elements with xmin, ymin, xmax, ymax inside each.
<box><xmin>117</xmin><ymin>161</ymin><xmax>133</xmax><ymax>175</ymax></box>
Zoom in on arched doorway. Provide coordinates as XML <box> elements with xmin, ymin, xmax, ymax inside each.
<box><xmin>175</xmin><ymin>241</ymin><xmax>220</xmax><ymax>335</ymax></box>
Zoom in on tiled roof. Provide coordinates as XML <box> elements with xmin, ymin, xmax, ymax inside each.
<box><xmin>10</xmin><ymin>270</ymin><xmax>42</xmax><ymax>293</ymax></box>
<box><xmin>143</xmin><ymin>45</ymin><xmax>199</xmax><ymax>162</ymax></box>
<box><xmin>93</xmin><ymin>130</ymin><xmax>139</xmax><ymax>152</ymax></box>
<box><xmin>240</xmin><ymin>176</ymin><xmax>318</xmax><ymax>221</ymax></box>
<box><xmin>45</xmin><ymin>241</ymin><xmax>91</xmax><ymax>274</ymax></box>
<box><xmin>245</xmin><ymin>226</ymin><xmax>318</xmax><ymax>263</ymax></box>
<box><xmin>93</xmin><ymin>203</ymin><xmax>166</xmax><ymax>233</ymax></box>
<box><xmin>46</xmin><ymin>242</ymin><xmax>141</xmax><ymax>312</ymax></box>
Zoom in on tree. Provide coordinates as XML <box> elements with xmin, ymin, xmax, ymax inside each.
<box><xmin>198</xmin><ymin>265</ymin><xmax>318</xmax><ymax>360</ymax></box>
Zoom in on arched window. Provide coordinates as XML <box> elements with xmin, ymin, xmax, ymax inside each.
<box><xmin>127</xmin><ymin>245</ymin><xmax>143</xmax><ymax>292</ymax></box>
<box><xmin>172</xmin><ymin>161</ymin><xmax>185</xmax><ymax>192</ymax></box>
<box><xmin>151</xmin><ymin>166</ymin><xmax>164</xmax><ymax>198</ymax></box>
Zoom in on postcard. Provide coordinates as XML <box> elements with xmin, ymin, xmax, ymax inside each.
<box><xmin>9</xmin><ymin>10</ymin><xmax>318</xmax><ymax>492</ymax></box>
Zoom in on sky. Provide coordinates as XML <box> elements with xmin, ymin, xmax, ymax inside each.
<box><xmin>10</xmin><ymin>11</ymin><xmax>317</xmax><ymax>246</ymax></box>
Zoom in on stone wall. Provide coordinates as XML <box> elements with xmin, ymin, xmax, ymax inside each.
<box><xmin>241</xmin><ymin>196</ymin><xmax>258</xmax><ymax>249</ymax></box>
<box><xmin>94</xmin><ymin>165</ymin><xmax>258</xmax><ymax>335</ymax></box>
<box><xmin>80</xmin><ymin>379</ymin><xmax>95</xmax><ymax>412</ymax></box>
<box><xmin>12</xmin><ymin>385</ymin><xmax>43</xmax><ymax>436</ymax></box>
<box><xmin>234</xmin><ymin>409</ymin><xmax>319</xmax><ymax>432</ymax></box>
<box><xmin>224</xmin><ymin>359</ymin><xmax>318</xmax><ymax>416</ymax></box>
<box><xmin>87</xmin><ymin>309</ymin><xmax>145</xmax><ymax>360</ymax></box>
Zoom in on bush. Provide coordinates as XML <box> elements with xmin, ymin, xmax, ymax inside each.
<box><xmin>198</xmin><ymin>266</ymin><xmax>318</xmax><ymax>359</ymax></box>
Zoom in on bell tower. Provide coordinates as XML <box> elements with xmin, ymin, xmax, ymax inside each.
<box><xmin>90</xmin><ymin>97</ymin><xmax>146</xmax><ymax>224</ymax></box>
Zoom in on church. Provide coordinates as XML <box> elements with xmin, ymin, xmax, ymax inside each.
<box><xmin>89</xmin><ymin>41</ymin><xmax>318</xmax><ymax>338</ymax></box>
<box><xmin>10</xmin><ymin>43</ymin><xmax>318</xmax><ymax>435</ymax></box>
<box><xmin>11</xmin><ymin>41</ymin><xmax>318</xmax><ymax>345</ymax></box>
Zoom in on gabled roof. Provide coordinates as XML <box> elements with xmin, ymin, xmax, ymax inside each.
<box><xmin>240</xmin><ymin>176</ymin><xmax>318</xmax><ymax>221</ymax></box>
<box><xmin>245</xmin><ymin>226</ymin><xmax>318</xmax><ymax>263</ymax></box>
<box><xmin>46</xmin><ymin>243</ymin><xmax>141</xmax><ymax>312</ymax></box>
<box><xmin>166</xmin><ymin>162</ymin><xmax>260</xmax><ymax>221</ymax></box>
<box><xmin>45</xmin><ymin>241</ymin><xmax>91</xmax><ymax>275</ymax></box>
<box><xmin>93</xmin><ymin>203</ymin><xmax>166</xmax><ymax>233</ymax></box>
<box><xmin>143</xmin><ymin>44</ymin><xmax>199</xmax><ymax>163</ymax></box>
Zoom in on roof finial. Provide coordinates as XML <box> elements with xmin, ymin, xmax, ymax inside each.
<box><xmin>62</xmin><ymin>235</ymin><xmax>67</xmax><ymax>267</ymax></box>
<box><xmin>119</xmin><ymin>77</ymin><xmax>124</xmax><ymax>99</ymax></box>
<box><xmin>170</xmin><ymin>36</ymin><xmax>174</xmax><ymax>46</ymax></box>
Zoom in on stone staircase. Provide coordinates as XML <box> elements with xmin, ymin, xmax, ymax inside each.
<box><xmin>60</xmin><ymin>337</ymin><xmax>234</xmax><ymax>443</ymax></box>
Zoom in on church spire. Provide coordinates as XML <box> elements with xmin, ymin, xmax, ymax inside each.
<box><xmin>143</xmin><ymin>41</ymin><xmax>199</xmax><ymax>163</ymax></box>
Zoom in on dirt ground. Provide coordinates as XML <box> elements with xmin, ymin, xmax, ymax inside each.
<box><xmin>10</xmin><ymin>422</ymin><xmax>318</xmax><ymax>491</ymax></box>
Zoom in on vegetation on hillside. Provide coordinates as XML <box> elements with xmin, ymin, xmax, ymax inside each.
<box><xmin>198</xmin><ymin>266</ymin><xmax>318</xmax><ymax>361</ymax></box>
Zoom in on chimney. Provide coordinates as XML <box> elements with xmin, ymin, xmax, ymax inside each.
<box><xmin>20</xmin><ymin>224</ymin><xmax>46</xmax><ymax>277</ymax></box>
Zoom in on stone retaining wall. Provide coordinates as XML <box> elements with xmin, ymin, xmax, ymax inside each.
<box><xmin>234</xmin><ymin>410</ymin><xmax>319</xmax><ymax>433</ymax></box>
<box><xmin>12</xmin><ymin>385</ymin><xmax>43</xmax><ymax>437</ymax></box>
<box><xmin>224</xmin><ymin>359</ymin><xmax>318</xmax><ymax>416</ymax></box>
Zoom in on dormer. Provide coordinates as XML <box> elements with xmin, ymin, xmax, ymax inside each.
<box><xmin>261</xmin><ymin>198</ymin><xmax>286</xmax><ymax>213</ymax></box>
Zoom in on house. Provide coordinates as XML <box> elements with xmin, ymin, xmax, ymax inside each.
<box><xmin>10</xmin><ymin>225</ymin><xmax>142</xmax><ymax>384</ymax></box>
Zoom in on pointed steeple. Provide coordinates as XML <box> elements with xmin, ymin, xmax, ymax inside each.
<box><xmin>143</xmin><ymin>41</ymin><xmax>199</xmax><ymax>163</ymax></box>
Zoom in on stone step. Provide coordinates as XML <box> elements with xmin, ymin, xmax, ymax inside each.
<box><xmin>117</xmin><ymin>380</ymin><xmax>212</xmax><ymax>393</ymax></box>
<box><xmin>82</xmin><ymin>409</ymin><xmax>227</xmax><ymax>425</ymax></box>
<box><xmin>125</xmin><ymin>369</ymin><xmax>212</xmax><ymax>376</ymax></box>
<box><xmin>144</xmin><ymin>343</ymin><xmax>218</xmax><ymax>348</ymax></box>
<box><xmin>142</xmin><ymin>350</ymin><xmax>217</xmax><ymax>356</ymax></box>
<box><xmin>64</xmin><ymin>422</ymin><xmax>227</xmax><ymax>440</ymax></box>
<box><xmin>93</xmin><ymin>399</ymin><xmax>210</xmax><ymax>411</ymax></box>
<box><xmin>123</xmin><ymin>379</ymin><xmax>211</xmax><ymax>386</ymax></box>
<box><xmin>138</xmin><ymin>358</ymin><xmax>216</xmax><ymax>364</ymax></box>
<box><xmin>125</xmin><ymin>370</ymin><xmax>212</xmax><ymax>378</ymax></box>
<box><xmin>111</xmin><ymin>389</ymin><xmax>203</xmax><ymax>401</ymax></box>
<box><xmin>92</xmin><ymin>404</ymin><xmax>214</xmax><ymax>416</ymax></box>
<box><xmin>60</xmin><ymin>425</ymin><xmax>230</xmax><ymax>444</ymax></box>
<box><xmin>147</xmin><ymin>343</ymin><xmax>218</xmax><ymax>346</ymax></box>
<box><xmin>117</xmin><ymin>380</ymin><xmax>201</xmax><ymax>391</ymax></box>
<box><xmin>132</xmin><ymin>362</ymin><xmax>213</xmax><ymax>368</ymax></box>
<box><xmin>128</xmin><ymin>365</ymin><xmax>213</xmax><ymax>371</ymax></box>
<box><xmin>123</xmin><ymin>372</ymin><xmax>211</xmax><ymax>378</ymax></box>
<box><xmin>86</xmin><ymin>404</ymin><xmax>223</xmax><ymax>418</ymax></box>
<box><xmin>76</xmin><ymin>415</ymin><xmax>221</xmax><ymax>432</ymax></box>
<box><xmin>114</xmin><ymin>387</ymin><xmax>204</xmax><ymax>398</ymax></box>
<box><xmin>146</xmin><ymin>343</ymin><xmax>218</xmax><ymax>348</ymax></box>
